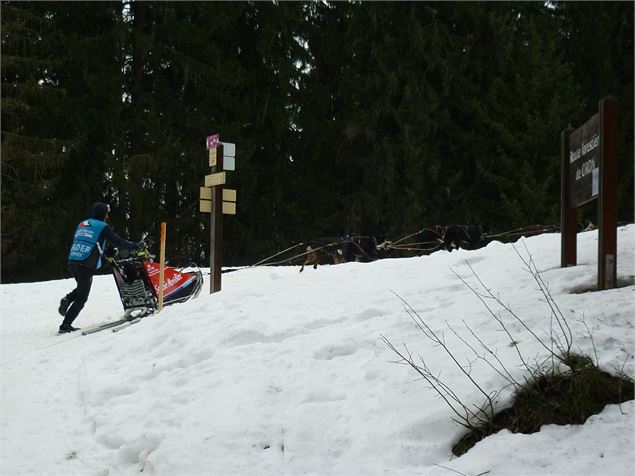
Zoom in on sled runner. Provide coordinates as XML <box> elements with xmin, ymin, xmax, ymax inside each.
<box><xmin>108</xmin><ymin>246</ymin><xmax>203</xmax><ymax>318</ymax></box>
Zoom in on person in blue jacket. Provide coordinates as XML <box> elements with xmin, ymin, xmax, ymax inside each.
<box><xmin>58</xmin><ymin>202</ymin><xmax>139</xmax><ymax>334</ymax></box>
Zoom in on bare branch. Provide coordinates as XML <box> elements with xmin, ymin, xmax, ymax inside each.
<box><xmin>515</xmin><ymin>241</ymin><xmax>573</xmax><ymax>354</ymax></box>
<box><xmin>451</xmin><ymin>265</ymin><xmax>538</xmax><ymax>373</ymax></box>
<box><xmin>380</xmin><ymin>335</ymin><xmax>477</xmax><ymax>429</ymax></box>
<box><xmin>578</xmin><ymin>312</ymin><xmax>599</xmax><ymax>367</ymax></box>
<box><xmin>461</xmin><ymin>320</ymin><xmax>522</xmax><ymax>388</ymax></box>
<box><xmin>388</xmin><ymin>292</ymin><xmax>499</xmax><ymax>425</ymax></box>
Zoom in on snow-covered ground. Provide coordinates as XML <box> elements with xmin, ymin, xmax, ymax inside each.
<box><xmin>1</xmin><ymin>226</ymin><xmax>634</xmax><ymax>476</ymax></box>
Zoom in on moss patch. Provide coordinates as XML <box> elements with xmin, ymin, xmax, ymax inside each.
<box><xmin>452</xmin><ymin>361</ymin><xmax>634</xmax><ymax>456</ymax></box>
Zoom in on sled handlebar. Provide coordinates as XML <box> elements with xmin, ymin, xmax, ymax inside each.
<box><xmin>107</xmin><ymin>246</ymin><xmax>156</xmax><ymax>263</ymax></box>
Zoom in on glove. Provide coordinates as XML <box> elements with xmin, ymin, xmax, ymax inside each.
<box><xmin>131</xmin><ymin>242</ymin><xmax>146</xmax><ymax>257</ymax></box>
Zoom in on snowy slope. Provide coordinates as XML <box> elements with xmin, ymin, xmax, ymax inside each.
<box><xmin>1</xmin><ymin>226</ymin><xmax>634</xmax><ymax>476</ymax></box>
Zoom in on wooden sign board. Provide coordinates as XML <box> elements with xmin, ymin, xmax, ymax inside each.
<box><xmin>223</xmin><ymin>189</ymin><xmax>237</xmax><ymax>202</ymax></box>
<box><xmin>199</xmin><ymin>187</ymin><xmax>236</xmax><ymax>202</ymax></box>
<box><xmin>200</xmin><ymin>199</ymin><xmax>212</xmax><ymax>213</ymax></box>
<box><xmin>222</xmin><ymin>202</ymin><xmax>236</xmax><ymax>215</ymax></box>
<box><xmin>209</xmin><ymin>148</ymin><xmax>217</xmax><ymax>167</ymax></box>
<box><xmin>200</xmin><ymin>187</ymin><xmax>212</xmax><ymax>200</ymax></box>
<box><xmin>205</xmin><ymin>171</ymin><xmax>226</xmax><ymax>187</ymax></box>
<box><xmin>569</xmin><ymin>113</ymin><xmax>600</xmax><ymax>207</ymax></box>
<box><xmin>560</xmin><ymin>96</ymin><xmax>619</xmax><ymax>290</ymax></box>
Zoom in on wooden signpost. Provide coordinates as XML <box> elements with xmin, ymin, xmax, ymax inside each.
<box><xmin>200</xmin><ymin>134</ymin><xmax>237</xmax><ymax>293</ymax></box>
<box><xmin>561</xmin><ymin>96</ymin><xmax>619</xmax><ymax>290</ymax></box>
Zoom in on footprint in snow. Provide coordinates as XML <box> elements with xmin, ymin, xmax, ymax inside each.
<box><xmin>313</xmin><ymin>344</ymin><xmax>357</xmax><ymax>360</ymax></box>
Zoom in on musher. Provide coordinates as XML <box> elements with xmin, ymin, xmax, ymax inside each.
<box><xmin>57</xmin><ymin>202</ymin><xmax>140</xmax><ymax>334</ymax></box>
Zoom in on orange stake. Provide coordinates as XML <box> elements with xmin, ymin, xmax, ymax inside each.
<box><xmin>158</xmin><ymin>222</ymin><xmax>167</xmax><ymax>312</ymax></box>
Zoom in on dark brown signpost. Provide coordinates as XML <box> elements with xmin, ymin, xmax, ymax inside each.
<box><xmin>561</xmin><ymin>97</ymin><xmax>619</xmax><ymax>290</ymax></box>
<box><xmin>201</xmin><ymin>134</ymin><xmax>237</xmax><ymax>293</ymax></box>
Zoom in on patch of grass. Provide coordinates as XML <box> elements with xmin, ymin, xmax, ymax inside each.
<box><xmin>385</xmin><ymin>247</ymin><xmax>634</xmax><ymax>459</ymax></box>
<box><xmin>452</xmin><ymin>355</ymin><xmax>634</xmax><ymax>456</ymax></box>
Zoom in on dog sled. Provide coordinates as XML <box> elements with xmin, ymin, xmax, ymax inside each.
<box><xmin>108</xmin><ymin>246</ymin><xmax>203</xmax><ymax>318</ymax></box>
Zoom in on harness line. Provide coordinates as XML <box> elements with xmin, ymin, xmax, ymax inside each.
<box><xmin>251</xmin><ymin>243</ymin><xmax>305</xmax><ymax>267</ymax></box>
<box><xmin>249</xmin><ymin>224</ymin><xmax>560</xmax><ymax>268</ymax></box>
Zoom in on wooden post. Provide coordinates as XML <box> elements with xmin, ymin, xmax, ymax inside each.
<box><xmin>158</xmin><ymin>222</ymin><xmax>167</xmax><ymax>311</ymax></box>
<box><xmin>598</xmin><ymin>97</ymin><xmax>619</xmax><ymax>290</ymax></box>
<box><xmin>210</xmin><ymin>145</ymin><xmax>224</xmax><ymax>293</ymax></box>
<box><xmin>561</xmin><ymin>127</ymin><xmax>577</xmax><ymax>267</ymax></box>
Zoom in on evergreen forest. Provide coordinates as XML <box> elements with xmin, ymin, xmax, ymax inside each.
<box><xmin>2</xmin><ymin>1</ymin><xmax>633</xmax><ymax>283</ymax></box>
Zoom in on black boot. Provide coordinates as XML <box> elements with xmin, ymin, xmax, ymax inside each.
<box><xmin>58</xmin><ymin>325</ymin><xmax>80</xmax><ymax>334</ymax></box>
<box><xmin>58</xmin><ymin>296</ymin><xmax>72</xmax><ymax>317</ymax></box>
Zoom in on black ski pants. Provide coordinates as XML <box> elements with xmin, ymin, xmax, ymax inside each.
<box><xmin>61</xmin><ymin>264</ymin><xmax>94</xmax><ymax>328</ymax></box>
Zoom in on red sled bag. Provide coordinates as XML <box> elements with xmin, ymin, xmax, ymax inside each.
<box><xmin>143</xmin><ymin>260</ymin><xmax>202</xmax><ymax>305</ymax></box>
<box><xmin>109</xmin><ymin>248</ymin><xmax>203</xmax><ymax>318</ymax></box>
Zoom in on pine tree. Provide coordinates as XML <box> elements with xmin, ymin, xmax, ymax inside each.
<box><xmin>2</xmin><ymin>2</ymin><xmax>129</xmax><ymax>282</ymax></box>
<box><xmin>1</xmin><ymin>2</ymin><xmax>71</xmax><ymax>281</ymax></box>
<box><xmin>555</xmin><ymin>2</ymin><xmax>634</xmax><ymax>222</ymax></box>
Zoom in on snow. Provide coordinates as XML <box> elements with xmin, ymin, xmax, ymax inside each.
<box><xmin>1</xmin><ymin>226</ymin><xmax>634</xmax><ymax>476</ymax></box>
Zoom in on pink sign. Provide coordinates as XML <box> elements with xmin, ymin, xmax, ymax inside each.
<box><xmin>206</xmin><ymin>134</ymin><xmax>220</xmax><ymax>150</ymax></box>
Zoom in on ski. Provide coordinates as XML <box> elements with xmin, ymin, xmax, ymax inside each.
<box><xmin>111</xmin><ymin>317</ymin><xmax>143</xmax><ymax>333</ymax></box>
<box><xmin>81</xmin><ymin>318</ymin><xmax>130</xmax><ymax>335</ymax></box>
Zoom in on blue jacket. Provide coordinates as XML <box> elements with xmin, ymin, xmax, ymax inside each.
<box><xmin>68</xmin><ymin>219</ymin><xmax>136</xmax><ymax>270</ymax></box>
